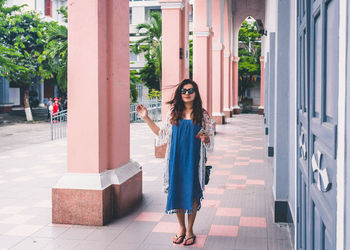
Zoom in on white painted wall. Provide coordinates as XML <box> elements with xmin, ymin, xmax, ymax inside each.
<box><xmin>288</xmin><ymin>0</ymin><xmax>297</xmax><ymax>225</ymax></box>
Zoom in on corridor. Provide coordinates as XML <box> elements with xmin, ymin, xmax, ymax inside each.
<box><xmin>0</xmin><ymin>114</ymin><xmax>293</xmax><ymax>249</ymax></box>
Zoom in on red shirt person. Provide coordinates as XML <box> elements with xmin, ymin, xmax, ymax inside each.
<box><xmin>53</xmin><ymin>98</ymin><xmax>59</xmax><ymax>114</ymax></box>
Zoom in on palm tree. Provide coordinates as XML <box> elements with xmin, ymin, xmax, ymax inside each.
<box><xmin>131</xmin><ymin>11</ymin><xmax>162</xmax><ymax>90</ymax></box>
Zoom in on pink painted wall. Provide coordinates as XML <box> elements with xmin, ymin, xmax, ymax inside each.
<box><xmin>223</xmin><ymin>0</ymin><xmax>231</xmax><ymax>112</ymax></box>
<box><xmin>193</xmin><ymin>0</ymin><xmax>212</xmax><ymax>114</ymax></box>
<box><xmin>159</xmin><ymin>1</ymin><xmax>187</xmax><ymax>120</ymax></box>
<box><xmin>67</xmin><ymin>0</ymin><xmax>129</xmax><ymax>173</ymax></box>
<box><xmin>259</xmin><ymin>56</ymin><xmax>265</xmax><ymax>107</ymax></box>
<box><xmin>211</xmin><ymin>0</ymin><xmax>224</xmax><ymax>115</ymax></box>
<box><xmin>232</xmin><ymin>57</ymin><xmax>240</xmax><ymax>107</ymax></box>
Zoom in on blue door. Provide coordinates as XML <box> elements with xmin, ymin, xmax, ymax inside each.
<box><xmin>297</xmin><ymin>0</ymin><xmax>338</xmax><ymax>249</ymax></box>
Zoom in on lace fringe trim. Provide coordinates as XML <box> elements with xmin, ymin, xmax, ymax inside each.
<box><xmin>165</xmin><ymin>196</ymin><xmax>203</xmax><ymax>215</ymax></box>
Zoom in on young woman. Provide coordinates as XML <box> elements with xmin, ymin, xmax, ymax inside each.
<box><xmin>136</xmin><ymin>79</ymin><xmax>215</xmax><ymax>246</ymax></box>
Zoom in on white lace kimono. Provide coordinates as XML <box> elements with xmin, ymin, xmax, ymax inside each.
<box><xmin>155</xmin><ymin>109</ymin><xmax>215</xmax><ymax>194</ymax></box>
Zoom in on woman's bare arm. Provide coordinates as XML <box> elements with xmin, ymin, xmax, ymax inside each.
<box><xmin>136</xmin><ymin>104</ymin><xmax>160</xmax><ymax>136</ymax></box>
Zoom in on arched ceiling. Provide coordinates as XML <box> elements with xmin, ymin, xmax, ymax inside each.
<box><xmin>231</xmin><ymin>0</ymin><xmax>266</xmax><ymax>31</ymax></box>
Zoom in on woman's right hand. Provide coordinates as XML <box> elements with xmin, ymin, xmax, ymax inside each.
<box><xmin>136</xmin><ymin>104</ymin><xmax>148</xmax><ymax>120</ymax></box>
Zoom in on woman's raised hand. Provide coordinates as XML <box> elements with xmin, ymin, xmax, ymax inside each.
<box><xmin>136</xmin><ymin>104</ymin><xmax>148</xmax><ymax>120</ymax></box>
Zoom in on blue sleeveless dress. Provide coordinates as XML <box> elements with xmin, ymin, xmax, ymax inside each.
<box><xmin>165</xmin><ymin>119</ymin><xmax>203</xmax><ymax>214</ymax></box>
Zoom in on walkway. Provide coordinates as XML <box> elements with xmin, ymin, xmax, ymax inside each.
<box><xmin>0</xmin><ymin>114</ymin><xmax>293</xmax><ymax>249</ymax></box>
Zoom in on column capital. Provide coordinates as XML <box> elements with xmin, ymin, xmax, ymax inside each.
<box><xmin>259</xmin><ymin>56</ymin><xmax>265</xmax><ymax>62</ymax></box>
<box><xmin>232</xmin><ymin>56</ymin><xmax>240</xmax><ymax>62</ymax></box>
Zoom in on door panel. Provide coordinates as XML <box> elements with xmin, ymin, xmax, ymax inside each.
<box><xmin>297</xmin><ymin>0</ymin><xmax>338</xmax><ymax>249</ymax></box>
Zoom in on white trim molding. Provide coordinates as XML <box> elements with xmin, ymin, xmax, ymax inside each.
<box><xmin>53</xmin><ymin>160</ymin><xmax>142</xmax><ymax>190</ymax></box>
<box><xmin>224</xmin><ymin>52</ymin><xmax>231</xmax><ymax>58</ymax></box>
<box><xmin>160</xmin><ymin>2</ymin><xmax>184</xmax><ymax>9</ymax></box>
<box><xmin>212</xmin><ymin>112</ymin><xmax>225</xmax><ymax>116</ymax></box>
<box><xmin>212</xmin><ymin>44</ymin><xmax>224</xmax><ymax>51</ymax></box>
<box><xmin>336</xmin><ymin>0</ymin><xmax>347</xmax><ymax>248</ymax></box>
<box><xmin>223</xmin><ymin>108</ymin><xmax>231</xmax><ymax>112</ymax></box>
<box><xmin>193</xmin><ymin>31</ymin><xmax>211</xmax><ymax>37</ymax></box>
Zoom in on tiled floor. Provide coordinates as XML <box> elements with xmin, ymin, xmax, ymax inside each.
<box><xmin>0</xmin><ymin>114</ymin><xmax>293</xmax><ymax>249</ymax></box>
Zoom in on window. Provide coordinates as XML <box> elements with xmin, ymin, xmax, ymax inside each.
<box><xmin>45</xmin><ymin>0</ymin><xmax>52</xmax><ymax>17</ymax></box>
<box><xmin>129</xmin><ymin>8</ymin><xmax>132</xmax><ymax>24</ymax></box>
<box><xmin>130</xmin><ymin>52</ymin><xmax>138</xmax><ymax>62</ymax></box>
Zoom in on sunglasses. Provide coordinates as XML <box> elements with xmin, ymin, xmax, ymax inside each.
<box><xmin>181</xmin><ymin>88</ymin><xmax>195</xmax><ymax>95</ymax></box>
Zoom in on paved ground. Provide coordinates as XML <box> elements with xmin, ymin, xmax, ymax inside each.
<box><xmin>0</xmin><ymin>114</ymin><xmax>293</xmax><ymax>249</ymax></box>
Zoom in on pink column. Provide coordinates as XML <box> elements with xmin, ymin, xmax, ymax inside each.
<box><xmin>193</xmin><ymin>0</ymin><xmax>212</xmax><ymax>115</ymax></box>
<box><xmin>211</xmin><ymin>0</ymin><xmax>225</xmax><ymax>124</ymax></box>
<box><xmin>223</xmin><ymin>0</ymin><xmax>231</xmax><ymax>118</ymax></box>
<box><xmin>182</xmin><ymin>1</ymin><xmax>190</xmax><ymax>79</ymax></box>
<box><xmin>159</xmin><ymin>0</ymin><xmax>186</xmax><ymax>120</ymax></box>
<box><xmin>258</xmin><ymin>56</ymin><xmax>265</xmax><ymax>115</ymax></box>
<box><xmin>52</xmin><ymin>0</ymin><xmax>142</xmax><ymax>226</ymax></box>
<box><xmin>232</xmin><ymin>56</ymin><xmax>240</xmax><ymax>114</ymax></box>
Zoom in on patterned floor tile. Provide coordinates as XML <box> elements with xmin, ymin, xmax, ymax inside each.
<box><xmin>216</xmin><ymin>207</ymin><xmax>242</xmax><ymax>217</ymax></box>
<box><xmin>152</xmin><ymin>222</ymin><xmax>178</xmax><ymax>233</ymax></box>
<box><xmin>201</xmin><ymin>200</ymin><xmax>221</xmax><ymax>208</ymax></box>
<box><xmin>229</xmin><ymin>175</ymin><xmax>247</xmax><ymax>180</ymax></box>
<box><xmin>240</xmin><ymin>217</ymin><xmax>267</xmax><ymax>228</ymax></box>
<box><xmin>4</xmin><ymin>224</ymin><xmax>43</xmax><ymax>237</ymax></box>
<box><xmin>246</xmin><ymin>179</ymin><xmax>265</xmax><ymax>185</ymax></box>
<box><xmin>135</xmin><ymin>212</ymin><xmax>164</xmax><ymax>222</ymax></box>
<box><xmin>204</xmin><ymin>188</ymin><xmax>225</xmax><ymax>195</ymax></box>
<box><xmin>213</xmin><ymin>170</ymin><xmax>231</xmax><ymax>176</ymax></box>
<box><xmin>208</xmin><ymin>225</ymin><xmax>238</xmax><ymax>237</ymax></box>
<box><xmin>225</xmin><ymin>183</ymin><xmax>246</xmax><ymax>190</ymax></box>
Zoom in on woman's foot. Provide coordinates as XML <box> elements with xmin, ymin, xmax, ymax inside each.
<box><xmin>183</xmin><ymin>234</ymin><xmax>196</xmax><ymax>246</ymax></box>
<box><xmin>172</xmin><ymin>227</ymin><xmax>186</xmax><ymax>244</ymax></box>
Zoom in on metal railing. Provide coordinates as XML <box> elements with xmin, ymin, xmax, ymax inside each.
<box><xmin>50</xmin><ymin>100</ymin><xmax>162</xmax><ymax>140</ymax></box>
<box><xmin>130</xmin><ymin>99</ymin><xmax>162</xmax><ymax>122</ymax></box>
<box><xmin>50</xmin><ymin>110</ymin><xmax>67</xmax><ymax>140</ymax></box>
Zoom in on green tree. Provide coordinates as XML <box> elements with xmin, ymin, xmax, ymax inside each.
<box><xmin>131</xmin><ymin>11</ymin><xmax>162</xmax><ymax>91</ymax></box>
<box><xmin>238</xmin><ymin>19</ymin><xmax>261</xmax><ymax>103</ymax></box>
<box><xmin>44</xmin><ymin>7</ymin><xmax>68</xmax><ymax>93</ymax></box>
<box><xmin>130</xmin><ymin>69</ymin><xmax>140</xmax><ymax>103</ymax></box>
<box><xmin>0</xmin><ymin>3</ymin><xmax>52</xmax><ymax>120</ymax></box>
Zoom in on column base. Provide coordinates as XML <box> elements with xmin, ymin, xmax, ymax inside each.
<box><xmin>52</xmin><ymin>161</ymin><xmax>142</xmax><ymax>226</ymax></box>
<box><xmin>268</xmin><ymin>146</ymin><xmax>274</xmax><ymax>157</ymax></box>
<box><xmin>212</xmin><ymin>112</ymin><xmax>226</xmax><ymax>125</ymax></box>
<box><xmin>258</xmin><ymin>106</ymin><xmax>264</xmax><ymax>115</ymax></box>
<box><xmin>223</xmin><ymin>108</ymin><xmax>232</xmax><ymax>118</ymax></box>
<box><xmin>232</xmin><ymin>106</ymin><xmax>240</xmax><ymax>115</ymax></box>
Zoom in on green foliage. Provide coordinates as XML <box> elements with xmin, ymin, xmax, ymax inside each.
<box><xmin>148</xmin><ymin>89</ymin><xmax>161</xmax><ymax>99</ymax></box>
<box><xmin>139</xmin><ymin>53</ymin><xmax>160</xmax><ymax>91</ymax></box>
<box><xmin>44</xmin><ymin>8</ymin><xmax>68</xmax><ymax>93</ymax></box>
<box><xmin>238</xmin><ymin>19</ymin><xmax>261</xmax><ymax>102</ymax></box>
<box><xmin>130</xmin><ymin>83</ymin><xmax>138</xmax><ymax>103</ymax></box>
<box><xmin>131</xmin><ymin>12</ymin><xmax>162</xmax><ymax>90</ymax></box>
<box><xmin>0</xmin><ymin>4</ymin><xmax>52</xmax><ymax>89</ymax></box>
<box><xmin>130</xmin><ymin>69</ymin><xmax>140</xmax><ymax>103</ymax></box>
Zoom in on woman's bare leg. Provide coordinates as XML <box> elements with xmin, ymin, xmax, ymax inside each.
<box><xmin>173</xmin><ymin>210</ymin><xmax>186</xmax><ymax>243</ymax></box>
<box><xmin>186</xmin><ymin>200</ymin><xmax>199</xmax><ymax>241</ymax></box>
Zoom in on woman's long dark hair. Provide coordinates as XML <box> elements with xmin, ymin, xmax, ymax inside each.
<box><xmin>166</xmin><ymin>79</ymin><xmax>203</xmax><ymax>126</ymax></box>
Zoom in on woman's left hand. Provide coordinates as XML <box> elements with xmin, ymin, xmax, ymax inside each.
<box><xmin>200</xmin><ymin>135</ymin><xmax>210</xmax><ymax>144</ymax></box>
